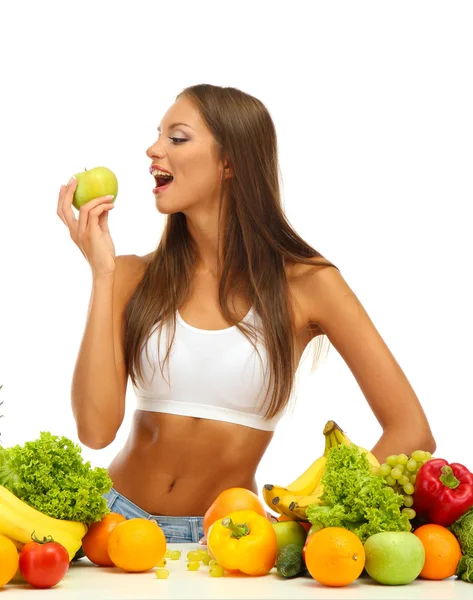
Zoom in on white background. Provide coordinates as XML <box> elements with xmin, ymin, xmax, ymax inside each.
<box><xmin>0</xmin><ymin>1</ymin><xmax>472</xmax><ymax>500</ymax></box>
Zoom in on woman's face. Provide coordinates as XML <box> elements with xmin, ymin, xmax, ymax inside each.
<box><xmin>146</xmin><ymin>96</ymin><xmax>227</xmax><ymax>215</ymax></box>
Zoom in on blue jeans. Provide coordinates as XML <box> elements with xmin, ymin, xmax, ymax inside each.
<box><xmin>103</xmin><ymin>487</ymin><xmax>205</xmax><ymax>544</ymax></box>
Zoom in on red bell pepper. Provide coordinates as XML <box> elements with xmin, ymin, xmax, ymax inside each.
<box><xmin>413</xmin><ymin>458</ymin><xmax>473</xmax><ymax>527</ymax></box>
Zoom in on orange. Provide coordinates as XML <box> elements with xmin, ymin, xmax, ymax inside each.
<box><xmin>304</xmin><ymin>527</ymin><xmax>365</xmax><ymax>587</ymax></box>
<box><xmin>414</xmin><ymin>523</ymin><xmax>462</xmax><ymax>580</ymax></box>
<box><xmin>107</xmin><ymin>518</ymin><xmax>166</xmax><ymax>572</ymax></box>
<box><xmin>277</xmin><ymin>515</ymin><xmax>312</xmax><ymax>533</ymax></box>
<box><xmin>203</xmin><ymin>487</ymin><xmax>267</xmax><ymax>537</ymax></box>
<box><xmin>0</xmin><ymin>535</ymin><xmax>19</xmax><ymax>587</ymax></box>
<box><xmin>81</xmin><ymin>512</ymin><xmax>126</xmax><ymax>566</ymax></box>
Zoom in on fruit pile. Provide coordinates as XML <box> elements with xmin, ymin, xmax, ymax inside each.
<box><xmin>262</xmin><ymin>420</ymin><xmax>473</xmax><ymax>586</ymax></box>
<box><xmin>1</xmin><ymin>419</ymin><xmax>473</xmax><ymax>589</ymax></box>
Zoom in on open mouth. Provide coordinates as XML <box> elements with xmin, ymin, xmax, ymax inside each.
<box><xmin>152</xmin><ymin>172</ymin><xmax>174</xmax><ymax>193</ymax></box>
<box><xmin>156</xmin><ymin>174</ymin><xmax>173</xmax><ymax>187</ymax></box>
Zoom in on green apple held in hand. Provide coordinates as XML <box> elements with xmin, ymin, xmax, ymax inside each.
<box><xmin>72</xmin><ymin>166</ymin><xmax>118</xmax><ymax>210</ymax></box>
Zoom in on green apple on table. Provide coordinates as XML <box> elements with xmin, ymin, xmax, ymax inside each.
<box><xmin>71</xmin><ymin>166</ymin><xmax>118</xmax><ymax>210</ymax></box>
<box><xmin>271</xmin><ymin>521</ymin><xmax>307</xmax><ymax>553</ymax></box>
<box><xmin>363</xmin><ymin>531</ymin><xmax>425</xmax><ymax>585</ymax></box>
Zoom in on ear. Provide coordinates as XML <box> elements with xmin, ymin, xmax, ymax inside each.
<box><xmin>224</xmin><ymin>161</ymin><xmax>232</xmax><ymax>180</ymax></box>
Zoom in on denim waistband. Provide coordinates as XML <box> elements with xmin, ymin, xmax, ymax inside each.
<box><xmin>103</xmin><ymin>487</ymin><xmax>205</xmax><ymax>544</ymax></box>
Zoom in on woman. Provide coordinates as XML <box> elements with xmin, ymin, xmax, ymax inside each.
<box><xmin>57</xmin><ymin>84</ymin><xmax>436</xmax><ymax>544</ymax></box>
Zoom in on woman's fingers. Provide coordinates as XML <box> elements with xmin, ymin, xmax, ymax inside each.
<box><xmin>58</xmin><ymin>177</ymin><xmax>79</xmax><ymax>232</ymax></box>
<box><xmin>87</xmin><ymin>203</ymin><xmax>115</xmax><ymax>234</ymax></box>
<box><xmin>56</xmin><ymin>185</ymin><xmax>65</xmax><ymax>224</ymax></box>
<box><xmin>97</xmin><ymin>200</ymin><xmax>114</xmax><ymax>234</ymax></box>
<box><xmin>77</xmin><ymin>199</ymin><xmax>115</xmax><ymax>242</ymax></box>
<box><xmin>57</xmin><ymin>184</ymin><xmax>72</xmax><ymax>226</ymax></box>
<box><xmin>57</xmin><ymin>176</ymin><xmax>117</xmax><ymax>275</ymax></box>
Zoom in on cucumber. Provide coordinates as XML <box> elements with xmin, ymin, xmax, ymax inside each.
<box><xmin>276</xmin><ymin>543</ymin><xmax>305</xmax><ymax>578</ymax></box>
<box><xmin>72</xmin><ymin>545</ymin><xmax>86</xmax><ymax>561</ymax></box>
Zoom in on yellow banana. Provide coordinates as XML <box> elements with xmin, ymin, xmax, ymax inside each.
<box><xmin>262</xmin><ymin>428</ymin><xmax>337</xmax><ymax>517</ymax></box>
<box><xmin>262</xmin><ymin>484</ymin><xmax>290</xmax><ymax>518</ymax></box>
<box><xmin>263</xmin><ymin>482</ymin><xmax>324</xmax><ymax>522</ymax></box>
<box><xmin>284</xmin><ymin>425</ymin><xmax>341</xmax><ymax>496</ymax></box>
<box><xmin>324</xmin><ymin>420</ymin><xmax>380</xmax><ymax>470</ymax></box>
<box><xmin>262</xmin><ymin>420</ymin><xmax>379</xmax><ymax>522</ymax></box>
<box><xmin>262</xmin><ymin>484</ymin><xmax>306</xmax><ymax>520</ymax></box>
<box><xmin>277</xmin><ymin>487</ymin><xmax>325</xmax><ymax>521</ymax></box>
<box><xmin>286</xmin><ymin>455</ymin><xmax>326</xmax><ymax>496</ymax></box>
<box><xmin>3</xmin><ymin>535</ymin><xmax>25</xmax><ymax>552</ymax></box>
<box><xmin>0</xmin><ymin>485</ymin><xmax>88</xmax><ymax>561</ymax></box>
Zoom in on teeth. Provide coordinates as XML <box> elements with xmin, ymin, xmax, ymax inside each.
<box><xmin>152</xmin><ymin>168</ymin><xmax>173</xmax><ymax>178</ymax></box>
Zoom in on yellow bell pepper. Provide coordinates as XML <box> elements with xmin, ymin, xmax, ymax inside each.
<box><xmin>207</xmin><ymin>509</ymin><xmax>278</xmax><ymax>576</ymax></box>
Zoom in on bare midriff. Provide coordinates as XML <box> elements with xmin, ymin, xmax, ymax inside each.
<box><xmin>107</xmin><ymin>411</ymin><xmax>274</xmax><ymax>516</ymax></box>
<box><xmin>106</xmin><ymin>256</ymin><xmax>325</xmax><ymax>517</ymax></box>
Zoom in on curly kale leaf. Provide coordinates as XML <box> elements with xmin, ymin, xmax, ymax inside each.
<box><xmin>451</xmin><ymin>507</ymin><xmax>473</xmax><ymax>583</ymax></box>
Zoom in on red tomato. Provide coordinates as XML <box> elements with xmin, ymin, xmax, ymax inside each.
<box><xmin>19</xmin><ymin>535</ymin><xmax>70</xmax><ymax>589</ymax></box>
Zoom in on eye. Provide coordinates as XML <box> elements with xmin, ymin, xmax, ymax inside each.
<box><xmin>169</xmin><ymin>137</ymin><xmax>187</xmax><ymax>144</ymax></box>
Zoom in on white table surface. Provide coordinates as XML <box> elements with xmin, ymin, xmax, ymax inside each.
<box><xmin>4</xmin><ymin>542</ymin><xmax>471</xmax><ymax>599</ymax></box>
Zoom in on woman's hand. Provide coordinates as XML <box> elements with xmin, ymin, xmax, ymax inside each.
<box><xmin>57</xmin><ymin>176</ymin><xmax>117</xmax><ymax>278</ymax></box>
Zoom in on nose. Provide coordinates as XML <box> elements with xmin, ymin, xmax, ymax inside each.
<box><xmin>146</xmin><ymin>137</ymin><xmax>166</xmax><ymax>160</ymax></box>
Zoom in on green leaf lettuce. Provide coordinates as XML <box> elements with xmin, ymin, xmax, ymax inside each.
<box><xmin>306</xmin><ymin>443</ymin><xmax>411</xmax><ymax>543</ymax></box>
<box><xmin>0</xmin><ymin>431</ymin><xmax>112</xmax><ymax>524</ymax></box>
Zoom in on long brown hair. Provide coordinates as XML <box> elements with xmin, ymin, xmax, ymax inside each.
<box><xmin>124</xmin><ymin>84</ymin><xmax>339</xmax><ymax>421</ymax></box>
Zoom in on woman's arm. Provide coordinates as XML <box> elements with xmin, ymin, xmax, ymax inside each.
<box><xmin>71</xmin><ymin>255</ymin><xmax>143</xmax><ymax>449</ymax></box>
<box><xmin>298</xmin><ymin>264</ymin><xmax>436</xmax><ymax>464</ymax></box>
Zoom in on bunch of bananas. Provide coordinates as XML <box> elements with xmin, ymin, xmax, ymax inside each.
<box><xmin>263</xmin><ymin>420</ymin><xmax>379</xmax><ymax>521</ymax></box>
<box><xmin>0</xmin><ymin>485</ymin><xmax>88</xmax><ymax>561</ymax></box>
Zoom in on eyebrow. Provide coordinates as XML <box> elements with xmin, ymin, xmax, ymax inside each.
<box><xmin>157</xmin><ymin>122</ymin><xmax>194</xmax><ymax>132</ymax></box>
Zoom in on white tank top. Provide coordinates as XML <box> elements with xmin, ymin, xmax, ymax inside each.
<box><xmin>132</xmin><ymin>306</ymin><xmax>283</xmax><ymax>431</ymax></box>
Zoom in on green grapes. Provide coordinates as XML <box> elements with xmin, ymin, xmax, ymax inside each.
<box><xmin>396</xmin><ymin>453</ymin><xmax>409</xmax><ymax>465</ymax></box>
<box><xmin>155</xmin><ymin>568</ymin><xmax>170</xmax><ymax>579</ymax></box>
<box><xmin>187</xmin><ymin>551</ymin><xmax>202</xmax><ymax>562</ymax></box>
<box><xmin>209</xmin><ymin>565</ymin><xmax>225</xmax><ymax>577</ymax></box>
<box><xmin>398</xmin><ymin>474</ymin><xmax>409</xmax><ymax>486</ymax></box>
<box><xmin>378</xmin><ymin>463</ymin><xmax>392</xmax><ymax>477</ymax></box>
<box><xmin>377</xmin><ymin>450</ymin><xmax>432</xmax><ymax>520</ymax></box>
<box><xmin>402</xmin><ymin>507</ymin><xmax>416</xmax><ymax>520</ymax></box>
<box><xmin>187</xmin><ymin>561</ymin><xmax>201</xmax><ymax>571</ymax></box>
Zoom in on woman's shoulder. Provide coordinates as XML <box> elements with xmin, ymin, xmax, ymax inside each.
<box><xmin>116</xmin><ymin>252</ymin><xmax>153</xmax><ymax>273</ymax></box>
<box><xmin>114</xmin><ymin>253</ymin><xmax>154</xmax><ymax>296</ymax></box>
<box><xmin>286</xmin><ymin>255</ymin><xmax>337</xmax><ymax>282</ymax></box>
